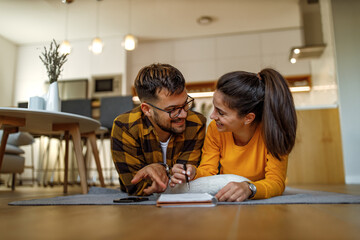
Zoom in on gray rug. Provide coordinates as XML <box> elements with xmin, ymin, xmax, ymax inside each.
<box><xmin>8</xmin><ymin>187</ymin><xmax>360</xmax><ymax>206</ymax></box>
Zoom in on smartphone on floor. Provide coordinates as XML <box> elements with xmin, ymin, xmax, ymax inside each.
<box><xmin>113</xmin><ymin>197</ymin><xmax>149</xmax><ymax>203</ymax></box>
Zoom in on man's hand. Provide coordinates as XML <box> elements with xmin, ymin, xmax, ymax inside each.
<box><xmin>215</xmin><ymin>181</ymin><xmax>251</xmax><ymax>202</ymax></box>
<box><xmin>131</xmin><ymin>163</ymin><xmax>169</xmax><ymax>195</ymax></box>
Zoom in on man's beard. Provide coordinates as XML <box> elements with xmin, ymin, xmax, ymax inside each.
<box><xmin>153</xmin><ymin>110</ymin><xmax>185</xmax><ymax>134</ymax></box>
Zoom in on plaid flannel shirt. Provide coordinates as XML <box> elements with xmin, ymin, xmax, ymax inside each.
<box><xmin>111</xmin><ymin>106</ymin><xmax>206</xmax><ymax>195</ymax></box>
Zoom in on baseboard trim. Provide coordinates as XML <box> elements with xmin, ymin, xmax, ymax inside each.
<box><xmin>345</xmin><ymin>176</ymin><xmax>360</xmax><ymax>184</ymax></box>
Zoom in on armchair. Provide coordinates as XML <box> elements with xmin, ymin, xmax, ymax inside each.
<box><xmin>0</xmin><ymin>130</ymin><xmax>34</xmax><ymax>190</ymax></box>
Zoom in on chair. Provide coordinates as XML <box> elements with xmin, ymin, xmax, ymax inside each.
<box><xmin>17</xmin><ymin>101</ymin><xmax>36</xmax><ymax>185</ymax></box>
<box><xmin>17</xmin><ymin>102</ymin><xmax>28</xmax><ymax>108</ymax></box>
<box><xmin>60</xmin><ymin>99</ymin><xmax>93</xmax><ymax>178</ymax></box>
<box><xmin>42</xmin><ymin>99</ymin><xmax>106</xmax><ymax>191</ymax></box>
<box><xmin>38</xmin><ymin>99</ymin><xmax>92</xmax><ymax>186</ymax></box>
<box><xmin>61</xmin><ymin>99</ymin><xmax>98</xmax><ymax>186</ymax></box>
<box><xmin>100</xmin><ymin>96</ymin><xmax>134</xmax><ymax>132</ymax></box>
<box><xmin>0</xmin><ymin>130</ymin><xmax>34</xmax><ymax>190</ymax></box>
<box><xmin>99</xmin><ymin>96</ymin><xmax>134</xmax><ymax>184</ymax></box>
<box><xmin>61</xmin><ymin>99</ymin><xmax>92</xmax><ymax>117</ymax></box>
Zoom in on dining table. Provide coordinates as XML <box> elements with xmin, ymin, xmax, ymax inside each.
<box><xmin>0</xmin><ymin>107</ymin><xmax>105</xmax><ymax>194</ymax></box>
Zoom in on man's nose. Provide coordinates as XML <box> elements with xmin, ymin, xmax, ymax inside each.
<box><xmin>177</xmin><ymin>107</ymin><xmax>188</xmax><ymax>118</ymax></box>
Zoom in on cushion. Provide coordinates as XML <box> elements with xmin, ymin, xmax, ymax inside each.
<box><xmin>0</xmin><ymin>154</ymin><xmax>25</xmax><ymax>173</ymax></box>
<box><xmin>0</xmin><ymin>130</ymin><xmax>34</xmax><ymax>146</ymax></box>
<box><xmin>4</xmin><ymin>144</ymin><xmax>25</xmax><ymax>154</ymax></box>
<box><xmin>165</xmin><ymin>174</ymin><xmax>250</xmax><ymax>195</ymax></box>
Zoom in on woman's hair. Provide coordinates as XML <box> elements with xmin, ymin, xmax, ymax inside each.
<box><xmin>216</xmin><ymin>68</ymin><xmax>297</xmax><ymax>160</ymax></box>
<box><xmin>134</xmin><ymin>63</ymin><xmax>185</xmax><ymax>102</ymax></box>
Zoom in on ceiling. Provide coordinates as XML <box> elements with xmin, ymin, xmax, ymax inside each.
<box><xmin>0</xmin><ymin>0</ymin><xmax>301</xmax><ymax>45</ymax></box>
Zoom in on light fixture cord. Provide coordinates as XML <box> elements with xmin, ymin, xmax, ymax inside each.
<box><xmin>128</xmin><ymin>0</ymin><xmax>132</xmax><ymax>34</ymax></box>
<box><xmin>96</xmin><ymin>0</ymin><xmax>101</xmax><ymax>37</ymax></box>
<box><xmin>65</xmin><ymin>3</ymin><xmax>69</xmax><ymax>40</ymax></box>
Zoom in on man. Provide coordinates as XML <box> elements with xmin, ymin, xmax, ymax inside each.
<box><xmin>111</xmin><ymin>63</ymin><xmax>206</xmax><ymax>196</ymax></box>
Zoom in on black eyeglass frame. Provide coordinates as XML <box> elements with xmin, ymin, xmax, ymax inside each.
<box><xmin>146</xmin><ymin>95</ymin><xmax>194</xmax><ymax>119</ymax></box>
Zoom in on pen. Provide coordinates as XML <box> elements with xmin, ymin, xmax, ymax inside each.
<box><xmin>183</xmin><ymin>163</ymin><xmax>190</xmax><ymax>191</ymax></box>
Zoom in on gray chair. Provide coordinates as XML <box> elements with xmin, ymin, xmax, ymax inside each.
<box><xmin>59</xmin><ymin>99</ymin><xmax>106</xmax><ymax>188</ymax></box>
<box><xmin>17</xmin><ymin>102</ymin><xmax>28</xmax><ymax>108</ymax></box>
<box><xmin>100</xmin><ymin>96</ymin><xmax>134</xmax><ymax>132</ymax></box>
<box><xmin>0</xmin><ymin>130</ymin><xmax>34</xmax><ymax>190</ymax></box>
<box><xmin>99</xmin><ymin>96</ymin><xmax>134</xmax><ymax>184</ymax></box>
<box><xmin>61</xmin><ymin>99</ymin><xmax>92</xmax><ymax>117</ymax></box>
<box><xmin>45</xmin><ymin>99</ymin><xmax>94</xmax><ymax>187</ymax></box>
<box><xmin>38</xmin><ymin>99</ymin><xmax>92</xmax><ymax>186</ymax></box>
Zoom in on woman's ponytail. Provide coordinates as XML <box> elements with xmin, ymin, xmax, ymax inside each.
<box><xmin>259</xmin><ymin>68</ymin><xmax>297</xmax><ymax>159</ymax></box>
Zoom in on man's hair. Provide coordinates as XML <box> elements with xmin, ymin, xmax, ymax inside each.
<box><xmin>134</xmin><ymin>63</ymin><xmax>185</xmax><ymax>102</ymax></box>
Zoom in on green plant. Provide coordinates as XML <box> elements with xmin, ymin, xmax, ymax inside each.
<box><xmin>39</xmin><ymin>39</ymin><xmax>68</xmax><ymax>84</ymax></box>
<box><xmin>200</xmin><ymin>102</ymin><xmax>212</xmax><ymax>117</ymax></box>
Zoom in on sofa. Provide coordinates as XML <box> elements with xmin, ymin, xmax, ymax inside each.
<box><xmin>0</xmin><ymin>130</ymin><xmax>34</xmax><ymax>190</ymax></box>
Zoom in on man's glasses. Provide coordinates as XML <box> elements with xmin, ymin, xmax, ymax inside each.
<box><xmin>146</xmin><ymin>95</ymin><xmax>194</xmax><ymax>119</ymax></box>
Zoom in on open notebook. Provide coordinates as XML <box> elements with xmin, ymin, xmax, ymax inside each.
<box><xmin>156</xmin><ymin>193</ymin><xmax>218</xmax><ymax>207</ymax></box>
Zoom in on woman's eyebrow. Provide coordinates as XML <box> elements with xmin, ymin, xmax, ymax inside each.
<box><xmin>212</xmin><ymin>100</ymin><xmax>222</xmax><ymax>111</ymax></box>
<box><xmin>215</xmin><ymin>106</ymin><xmax>223</xmax><ymax>112</ymax></box>
<box><xmin>213</xmin><ymin>104</ymin><xmax>225</xmax><ymax>113</ymax></box>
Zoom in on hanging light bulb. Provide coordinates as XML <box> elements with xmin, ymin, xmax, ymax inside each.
<box><xmin>293</xmin><ymin>48</ymin><xmax>301</xmax><ymax>54</ymax></box>
<box><xmin>59</xmin><ymin>40</ymin><xmax>71</xmax><ymax>54</ymax></box>
<box><xmin>90</xmin><ymin>0</ymin><xmax>104</xmax><ymax>54</ymax></box>
<box><xmin>89</xmin><ymin>37</ymin><xmax>104</xmax><ymax>54</ymax></box>
<box><xmin>123</xmin><ymin>34</ymin><xmax>137</xmax><ymax>51</ymax></box>
<box><xmin>123</xmin><ymin>0</ymin><xmax>138</xmax><ymax>51</ymax></box>
<box><xmin>290</xmin><ymin>57</ymin><xmax>297</xmax><ymax>64</ymax></box>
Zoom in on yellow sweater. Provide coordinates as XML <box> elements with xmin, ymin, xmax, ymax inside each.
<box><xmin>195</xmin><ymin>120</ymin><xmax>288</xmax><ymax>199</ymax></box>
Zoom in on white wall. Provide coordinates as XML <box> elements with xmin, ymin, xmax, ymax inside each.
<box><xmin>13</xmin><ymin>36</ymin><xmax>127</xmax><ymax>105</ymax></box>
<box><xmin>128</xmin><ymin>28</ymin><xmax>338</xmax><ymax>108</ymax></box>
<box><xmin>0</xmin><ymin>36</ymin><xmax>17</xmax><ymax>107</ymax></box>
<box><xmin>129</xmin><ymin>29</ymin><xmax>310</xmax><ymax>82</ymax></box>
<box><xmin>332</xmin><ymin>0</ymin><xmax>360</xmax><ymax>183</ymax></box>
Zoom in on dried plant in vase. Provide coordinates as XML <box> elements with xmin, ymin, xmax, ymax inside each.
<box><xmin>39</xmin><ymin>39</ymin><xmax>68</xmax><ymax>111</ymax></box>
<box><xmin>39</xmin><ymin>39</ymin><xmax>68</xmax><ymax>84</ymax></box>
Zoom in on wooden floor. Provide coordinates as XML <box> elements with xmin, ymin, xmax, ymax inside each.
<box><xmin>1</xmin><ymin>183</ymin><xmax>360</xmax><ymax>240</ymax></box>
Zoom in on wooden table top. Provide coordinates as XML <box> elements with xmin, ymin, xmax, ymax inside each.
<box><xmin>0</xmin><ymin>107</ymin><xmax>100</xmax><ymax>134</ymax></box>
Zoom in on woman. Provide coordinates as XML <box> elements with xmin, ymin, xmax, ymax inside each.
<box><xmin>170</xmin><ymin>68</ymin><xmax>297</xmax><ymax>202</ymax></box>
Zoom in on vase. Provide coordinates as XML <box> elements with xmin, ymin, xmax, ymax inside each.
<box><xmin>45</xmin><ymin>81</ymin><xmax>61</xmax><ymax>112</ymax></box>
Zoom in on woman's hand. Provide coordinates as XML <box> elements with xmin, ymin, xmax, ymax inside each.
<box><xmin>215</xmin><ymin>181</ymin><xmax>252</xmax><ymax>202</ymax></box>
<box><xmin>169</xmin><ymin>163</ymin><xmax>196</xmax><ymax>187</ymax></box>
